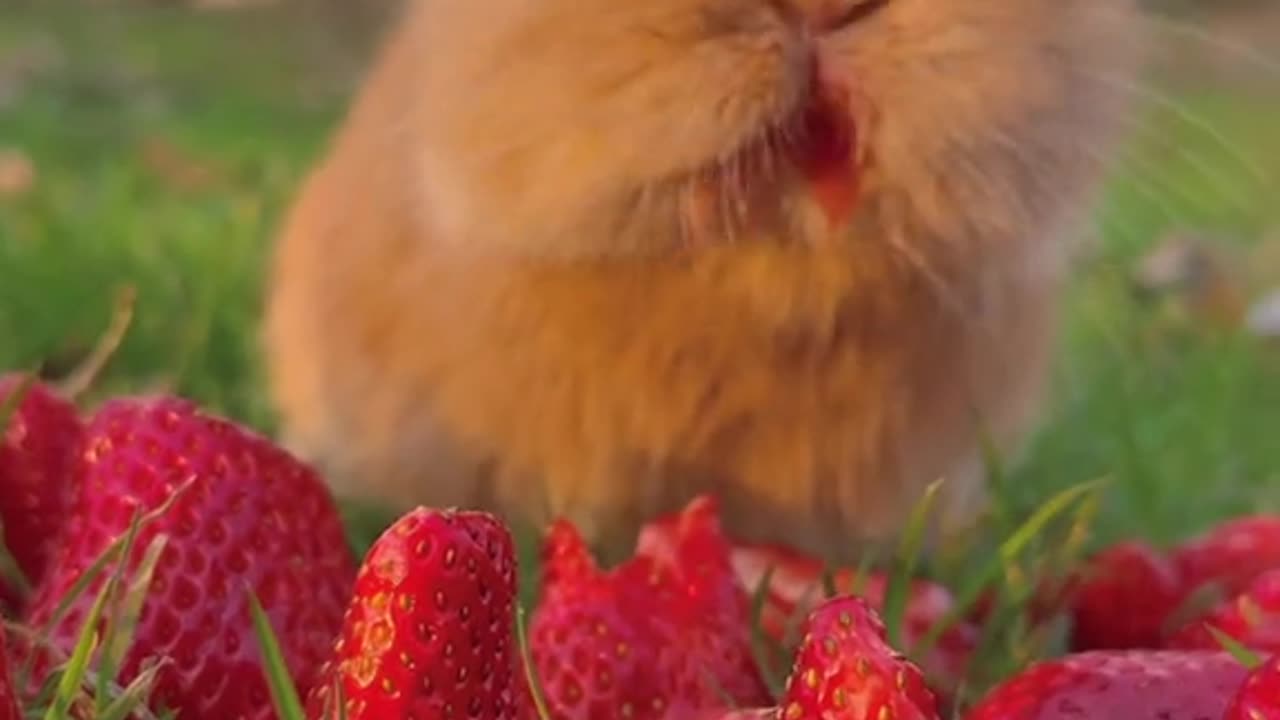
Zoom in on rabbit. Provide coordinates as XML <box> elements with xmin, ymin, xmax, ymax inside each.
<box><xmin>262</xmin><ymin>0</ymin><xmax>1144</xmax><ymax>562</ymax></box>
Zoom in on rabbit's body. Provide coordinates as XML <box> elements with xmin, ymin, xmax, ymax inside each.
<box><xmin>264</xmin><ymin>0</ymin><xmax>1142</xmax><ymax>560</ymax></box>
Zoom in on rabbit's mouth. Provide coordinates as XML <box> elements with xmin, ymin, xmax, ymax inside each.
<box><xmin>786</xmin><ymin>69</ymin><xmax>864</xmax><ymax>231</ymax></box>
<box><xmin>679</xmin><ymin>66</ymin><xmax>866</xmax><ymax>247</ymax></box>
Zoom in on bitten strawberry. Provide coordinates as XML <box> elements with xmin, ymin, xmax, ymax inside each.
<box><xmin>729</xmin><ymin>543</ymin><xmax>978</xmax><ymax>686</ymax></box>
<box><xmin>529</xmin><ymin>496</ymin><xmax>770</xmax><ymax>720</ymax></box>
<box><xmin>22</xmin><ymin>396</ymin><xmax>356</xmax><ymax>719</ymax></box>
<box><xmin>779</xmin><ymin>596</ymin><xmax>940</xmax><ymax>720</ymax></box>
<box><xmin>1066</xmin><ymin>541</ymin><xmax>1185</xmax><ymax>651</ymax></box>
<box><xmin>307</xmin><ymin>507</ymin><xmax>524</xmax><ymax>719</ymax></box>
<box><xmin>0</xmin><ymin>374</ymin><xmax>82</xmax><ymax>596</ymax></box>
<box><xmin>1168</xmin><ymin>568</ymin><xmax>1280</xmax><ymax>654</ymax></box>
<box><xmin>532</xmin><ymin>525</ymin><xmax>694</xmax><ymax>720</ymax></box>
<box><xmin>0</xmin><ymin>626</ymin><xmax>21</xmax><ymax>720</ymax></box>
<box><xmin>633</xmin><ymin>496</ymin><xmax>776</xmax><ymax>704</ymax></box>
<box><xmin>1174</xmin><ymin>515</ymin><xmax>1280</xmax><ymax>601</ymax></box>
<box><xmin>1224</xmin><ymin>654</ymin><xmax>1280</xmax><ymax>720</ymax></box>
<box><xmin>961</xmin><ymin>651</ymin><xmax>1248</xmax><ymax>720</ymax></box>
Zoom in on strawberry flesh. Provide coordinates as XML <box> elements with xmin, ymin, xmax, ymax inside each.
<box><xmin>530</xmin><ymin>495</ymin><xmax>770</xmax><ymax>720</ymax></box>
<box><xmin>634</xmin><ymin>497</ymin><xmax>779</xmax><ymax>705</ymax></box>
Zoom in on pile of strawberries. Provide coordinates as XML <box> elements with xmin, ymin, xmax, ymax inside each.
<box><xmin>3</xmin><ymin>372</ymin><xmax>1280</xmax><ymax>719</ymax></box>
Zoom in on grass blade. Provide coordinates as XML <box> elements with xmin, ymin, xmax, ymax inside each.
<box><xmin>912</xmin><ymin>479</ymin><xmax>1105</xmax><ymax>657</ymax></box>
<box><xmin>248</xmin><ymin>590</ymin><xmax>306</xmax><ymax>720</ymax></box>
<box><xmin>55</xmin><ymin>284</ymin><xmax>136</xmax><ymax>402</ymax></box>
<box><xmin>30</xmin><ymin>477</ymin><xmax>195</xmax><ymax>648</ymax></box>
<box><xmin>745</xmin><ymin>565</ymin><xmax>786</xmax><ymax>698</ymax></box>
<box><xmin>98</xmin><ymin>532</ymin><xmax>169</xmax><ymax>704</ymax></box>
<box><xmin>21</xmin><ymin>477</ymin><xmax>195</xmax><ymax>696</ymax></box>
<box><xmin>515</xmin><ymin>604</ymin><xmax>554</xmax><ymax>720</ymax></box>
<box><xmin>778</xmin><ymin>571</ymin><xmax>825</xmax><ymax>669</ymax></box>
<box><xmin>95</xmin><ymin>659</ymin><xmax>169</xmax><ymax>720</ymax></box>
<box><xmin>43</xmin><ymin>571</ymin><xmax>114</xmax><ymax>720</ymax></box>
<box><xmin>25</xmin><ymin>659</ymin><xmax>65</xmax><ymax>715</ymax></box>
<box><xmin>94</xmin><ymin>507</ymin><xmax>150</xmax><ymax>709</ymax></box>
<box><xmin>883</xmin><ymin>479</ymin><xmax>943</xmax><ymax>648</ymax></box>
<box><xmin>849</xmin><ymin>553</ymin><xmax>874</xmax><ymax>598</ymax></box>
<box><xmin>819</xmin><ymin>564</ymin><xmax>839</xmax><ymax>600</ymax></box>
<box><xmin>20</xmin><ymin>481</ymin><xmax>183</xmax><ymax>695</ymax></box>
<box><xmin>20</xmin><ymin>552</ymin><xmax>113</xmax><ymax>693</ymax></box>
<box><xmin>973</xmin><ymin>416</ymin><xmax>1013</xmax><ymax>533</ymax></box>
<box><xmin>0</xmin><ymin>371</ymin><xmax>36</xmax><ymax>427</ymax></box>
<box><xmin>701</xmin><ymin>665</ymin><xmax>740</xmax><ymax>711</ymax></box>
<box><xmin>1207</xmin><ymin>625</ymin><xmax>1263</xmax><ymax>669</ymax></box>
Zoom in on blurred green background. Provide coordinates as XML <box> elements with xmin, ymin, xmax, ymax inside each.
<box><xmin>0</xmin><ymin>0</ymin><xmax>1278</xmax><ymax>554</ymax></box>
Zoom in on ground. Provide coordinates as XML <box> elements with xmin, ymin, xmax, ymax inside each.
<box><xmin>1</xmin><ymin>0</ymin><xmax>1279</xmax><ymax>688</ymax></box>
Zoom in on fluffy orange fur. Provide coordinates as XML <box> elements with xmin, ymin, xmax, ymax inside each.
<box><xmin>263</xmin><ymin>0</ymin><xmax>1144</xmax><ymax>561</ymax></box>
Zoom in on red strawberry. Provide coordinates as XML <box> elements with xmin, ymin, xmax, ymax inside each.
<box><xmin>967</xmin><ymin>588</ymin><xmax>1000</xmax><ymax>626</ymax></box>
<box><xmin>0</xmin><ymin>626</ymin><xmax>21</xmax><ymax>720</ymax></box>
<box><xmin>1065</xmin><ymin>541</ymin><xmax>1185</xmax><ymax>651</ymax></box>
<box><xmin>778</xmin><ymin>596</ymin><xmax>940</xmax><ymax>720</ymax></box>
<box><xmin>307</xmin><ymin>507</ymin><xmax>525</xmax><ymax>719</ymax></box>
<box><xmin>729</xmin><ymin>543</ymin><xmax>978</xmax><ymax>687</ymax></box>
<box><xmin>0</xmin><ymin>374</ymin><xmax>82</xmax><ymax>596</ymax></box>
<box><xmin>633</xmin><ymin>496</ymin><xmax>774</xmax><ymax>704</ymax></box>
<box><xmin>1225</xmin><ymin>654</ymin><xmax>1280</xmax><ymax>720</ymax></box>
<box><xmin>1168</xmin><ymin>568</ymin><xmax>1280</xmax><ymax>654</ymax></box>
<box><xmin>22</xmin><ymin>396</ymin><xmax>356</xmax><ymax>719</ymax></box>
<box><xmin>961</xmin><ymin>650</ymin><xmax>1248</xmax><ymax>719</ymax></box>
<box><xmin>532</xmin><ymin>524</ymin><xmax>695</xmax><ymax>720</ymax></box>
<box><xmin>1174</xmin><ymin>515</ymin><xmax>1280</xmax><ymax>601</ymax></box>
<box><xmin>529</xmin><ymin>497</ymin><xmax>770</xmax><ymax>720</ymax></box>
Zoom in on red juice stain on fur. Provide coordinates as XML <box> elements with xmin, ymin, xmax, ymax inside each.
<box><xmin>792</xmin><ymin>74</ymin><xmax>861</xmax><ymax>229</ymax></box>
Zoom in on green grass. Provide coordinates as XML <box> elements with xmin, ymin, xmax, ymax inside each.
<box><xmin>1</xmin><ymin>0</ymin><xmax>1280</xmax><ymax>712</ymax></box>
